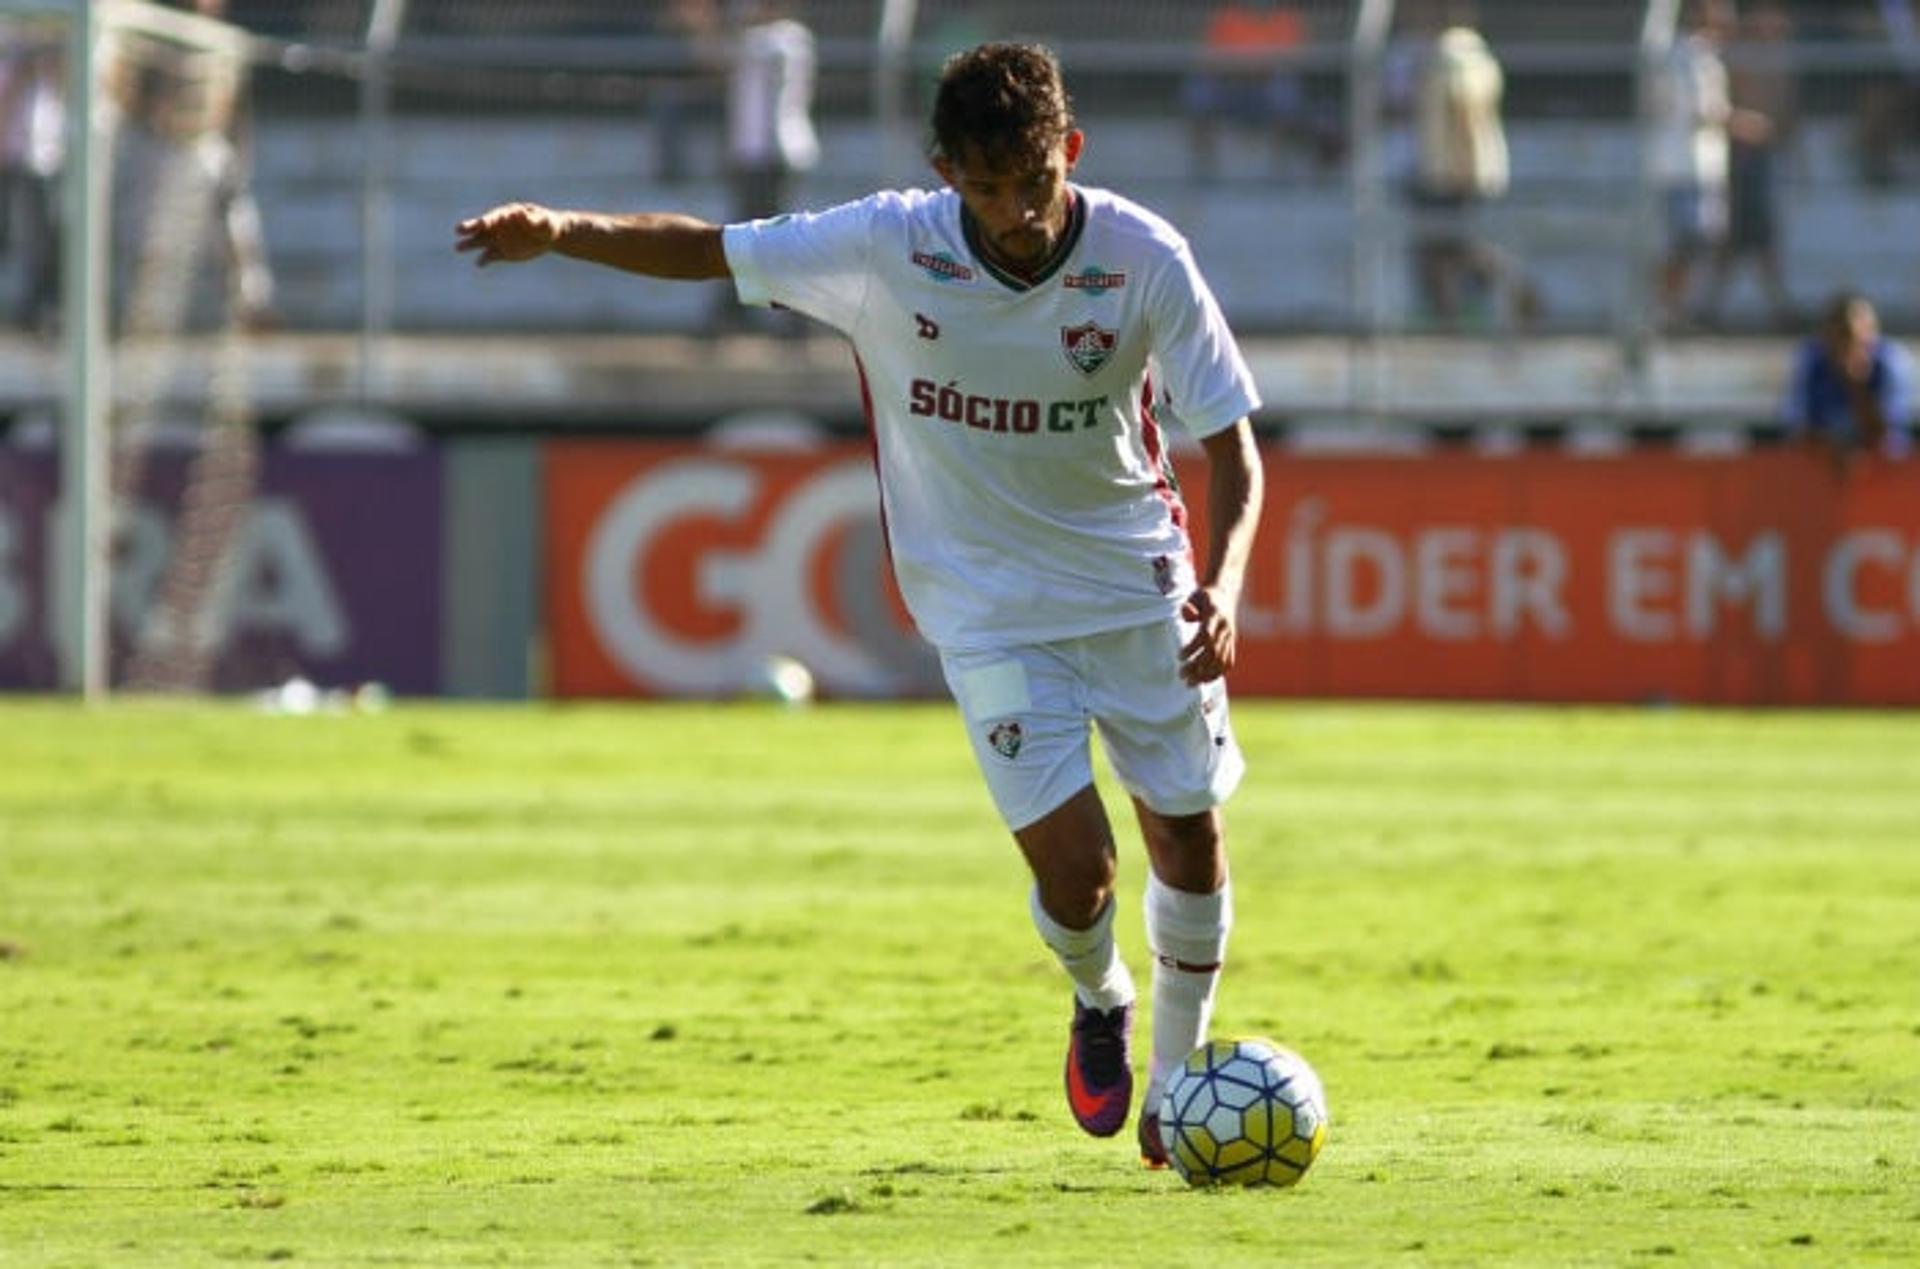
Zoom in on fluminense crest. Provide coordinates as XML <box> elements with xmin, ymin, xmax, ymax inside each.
<box><xmin>1061</xmin><ymin>322</ymin><xmax>1118</xmax><ymax>376</ymax></box>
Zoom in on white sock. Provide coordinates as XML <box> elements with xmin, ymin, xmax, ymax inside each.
<box><xmin>1143</xmin><ymin>872</ymin><xmax>1232</xmax><ymax>1106</ymax></box>
<box><xmin>1029</xmin><ymin>888</ymin><xmax>1136</xmax><ymax>1012</ymax></box>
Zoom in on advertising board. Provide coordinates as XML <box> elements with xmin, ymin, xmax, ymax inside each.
<box><xmin>0</xmin><ymin>451</ymin><xmax>442</xmax><ymax>693</ymax></box>
<box><xmin>545</xmin><ymin>443</ymin><xmax>1920</xmax><ymax>705</ymax></box>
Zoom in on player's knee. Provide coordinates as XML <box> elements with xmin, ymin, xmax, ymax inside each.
<box><xmin>1032</xmin><ymin>850</ymin><xmax>1117</xmax><ymax>930</ymax></box>
<box><xmin>1140</xmin><ymin>808</ymin><xmax>1225</xmax><ymax>890</ymax></box>
<box><xmin>1146</xmin><ymin>806</ymin><xmax>1220</xmax><ymax>853</ymax></box>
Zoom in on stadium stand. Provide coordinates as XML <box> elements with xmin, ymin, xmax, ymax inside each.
<box><xmin>3</xmin><ymin>0</ymin><xmax>1914</xmax><ymax>431</ymax></box>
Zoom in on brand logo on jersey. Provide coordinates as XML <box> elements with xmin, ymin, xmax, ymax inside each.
<box><xmin>915</xmin><ymin>312</ymin><xmax>940</xmax><ymax>340</ymax></box>
<box><xmin>912</xmin><ymin>251</ymin><xmax>975</xmax><ymax>284</ymax></box>
<box><xmin>1063</xmin><ymin>266</ymin><xmax>1127</xmax><ymax>295</ymax></box>
<box><xmin>987</xmin><ymin>720</ymin><xmax>1024</xmax><ymax>760</ymax></box>
<box><xmin>1062</xmin><ymin>322</ymin><xmax>1118</xmax><ymax>376</ymax></box>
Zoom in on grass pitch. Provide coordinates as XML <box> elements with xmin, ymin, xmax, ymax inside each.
<box><xmin>1</xmin><ymin>699</ymin><xmax>1916</xmax><ymax>1266</ymax></box>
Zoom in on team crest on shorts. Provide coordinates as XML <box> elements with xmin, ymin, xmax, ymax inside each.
<box><xmin>987</xmin><ymin>720</ymin><xmax>1024</xmax><ymax>760</ymax></box>
<box><xmin>1061</xmin><ymin>322</ymin><xmax>1118</xmax><ymax>376</ymax></box>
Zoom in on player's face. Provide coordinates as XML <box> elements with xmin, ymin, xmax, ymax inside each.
<box><xmin>936</xmin><ymin>131</ymin><xmax>1085</xmax><ymax>270</ymax></box>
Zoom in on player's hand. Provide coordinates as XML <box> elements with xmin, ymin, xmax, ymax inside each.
<box><xmin>1178</xmin><ymin>586</ymin><xmax>1238</xmax><ymax>686</ymax></box>
<box><xmin>455</xmin><ymin>203</ymin><xmax>566</xmax><ymax>267</ymax></box>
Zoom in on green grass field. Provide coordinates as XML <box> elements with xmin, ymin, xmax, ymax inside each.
<box><xmin>1</xmin><ymin>699</ymin><xmax>1916</xmax><ymax>1266</ymax></box>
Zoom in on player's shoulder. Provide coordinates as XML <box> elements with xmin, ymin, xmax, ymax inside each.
<box><xmin>1076</xmin><ymin>185</ymin><xmax>1195</xmax><ymax>262</ymax></box>
<box><xmin>775</xmin><ymin>187</ymin><xmax>942</xmax><ymax>244</ymax></box>
<box><xmin>835</xmin><ymin>186</ymin><xmax>954</xmax><ymax>235</ymax></box>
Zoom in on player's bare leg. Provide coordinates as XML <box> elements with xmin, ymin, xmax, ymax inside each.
<box><xmin>1132</xmin><ymin>798</ymin><xmax>1232</xmax><ymax>1167</ymax></box>
<box><xmin>1015</xmin><ymin>783</ymin><xmax>1119</xmax><ymax>929</ymax></box>
<box><xmin>1015</xmin><ymin>784</ymin><xmax>1137</xmax><ymax>1138</ymax></box>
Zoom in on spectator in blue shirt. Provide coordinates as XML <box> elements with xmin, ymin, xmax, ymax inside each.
<box><xmin>1785</xmin><ymin>292</ymin><xmax>1914</xmax><ymax>464</ymax></box>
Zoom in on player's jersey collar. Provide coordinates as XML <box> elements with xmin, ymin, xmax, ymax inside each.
<box><xmin>959</xmin><ymin>188</ymin><xmax>1088</xmax><ymax>293</ymax></box>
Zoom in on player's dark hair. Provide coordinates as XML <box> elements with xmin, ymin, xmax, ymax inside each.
<box><xmin>930</xmin><ymin>43</ymin><xmax>1075</xmax><ymax>171</ymax></box>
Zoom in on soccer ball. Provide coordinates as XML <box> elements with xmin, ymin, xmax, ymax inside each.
<box><xmin>1158</xmin><ymin>1037</ymin><xmax>1329</xmax><ymax>1188</ymax></box>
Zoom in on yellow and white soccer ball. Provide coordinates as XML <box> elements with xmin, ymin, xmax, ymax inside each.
<box><xmin>1158</xmin><ymin>1037</ymin><xmax>1329</xmax><ymax>1188</ymax></box>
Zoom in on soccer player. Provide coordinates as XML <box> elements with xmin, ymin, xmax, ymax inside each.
<box><xmin>456</xmin><ymin>42</ymin><xmax>1264</xmax><ymax>1168</ymax></box>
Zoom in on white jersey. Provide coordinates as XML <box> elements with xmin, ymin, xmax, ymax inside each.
<box><xmin>723</xmin><ymin>185</ymin><xmax>1259</xmax><ymax>651</ymax></box>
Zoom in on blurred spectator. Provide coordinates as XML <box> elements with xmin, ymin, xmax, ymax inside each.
<box><xmin>1651</xmin><ymin>0</ymin><xmax>1737</xmax><ymax>329</ymax></box>
<box><xmin>108</xmin><ymin>7</ymin><xmax>276</xmax><ymax>334</ymax></box>
<box><xmin>1408</xmin><ymin>6</ymin><xmax>1539</xmax><ymax>329</ymax></box>
<box><xmin>1379</xmin><ymin>1</ymin><xmax>1433</xmax><ymax>193</ymax></box>
<box><xmin>715</xmin><ymin>0</ymin><xmax>817</xmax><ymax>333</ymax></box>
<box><xmin>1856</xmin><ymin>0</ymin><xmax>1920</xmax><ymax>186</ymax></box>
<box><xmin>0</xmin><ymin>26</ymin><xmax>63</xmax><ymax>333</ymax></box>
<box><xmin>1784</xmin><ymin>292</ymin><xmax>1914</xmax><ymax>465</ymax></box>
<box><xmin>650</xmin><ymin>0</ymin><xmax>722</xmax><ymax>185</ymax></box>
<box><xmin>725</xmin><ymin>0</ymin><xmax>817</xmax><ymax>223</ymax></box>
<box><xmin>1181</xmin><ymin>3</ymin><xmax>1338</xmax><ymax>182</ymax></box>
<box><xmin>1701</xmin><ymin>0</ymin><xmax>1797</xmax><ymax>329</ymax></box>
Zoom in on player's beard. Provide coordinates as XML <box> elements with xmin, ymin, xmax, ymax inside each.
<box><xmin>999</xmin><ymin>227</ymin><xmax>1050</xmax><ymax>262</ymax></box>
<box><xmin>988</xmin><ymin>222</ymin><xmax>1055</xmax><ymax>271</ymax></box>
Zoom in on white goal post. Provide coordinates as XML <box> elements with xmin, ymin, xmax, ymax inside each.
<box><xmin>0</xmin><ymin>0</ymin><xmax>105</xmax><ymax>696</ymax></box>
<box><xmin>4</xmin><ymin>0</ymin><xmax>266</xmax><ymax>697</ymax></box>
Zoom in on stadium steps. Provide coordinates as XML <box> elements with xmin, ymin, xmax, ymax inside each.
<box><xmin>240</xmin><ymin>116</ymin><xmax>1920</xmax><ymax>335</ymax></box>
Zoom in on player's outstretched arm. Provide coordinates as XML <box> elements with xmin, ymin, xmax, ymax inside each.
<box><xmin>455</xmin><ymin>202</ymin><xmax>731</xmax><ymax>280</ymax></box>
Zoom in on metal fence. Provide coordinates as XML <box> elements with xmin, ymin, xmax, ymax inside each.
<box><xmin>8</xmin><ymin>2</ymin><xmax>1920</xmax><ymax>341</ymax></box>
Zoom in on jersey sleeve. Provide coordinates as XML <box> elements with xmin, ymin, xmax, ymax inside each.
<box><xmin>1143</xmin><ymin>240</ymin><xmax>1261</xmax><ymax>439</ymax></box>
<box><xmin>721</xmin><ymin>195</ymin><xmax>882</xmax><ymax>334</ymax></box>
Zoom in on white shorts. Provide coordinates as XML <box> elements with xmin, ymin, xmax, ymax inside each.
<box><xmin>939</xmin><ymin>618</ymin><xmax>1246</xmax><ymax>832</ymax></box>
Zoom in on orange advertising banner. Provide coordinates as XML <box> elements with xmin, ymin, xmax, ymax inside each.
<box><xmin>545</xmin><ymin>443</ymin><xmax>1920</xmax><ymax>705</ymax></box>
<box><xmin>544</xmin><ymin>443</ymin><xmax>941</xmax><ymax>700</ymax></box>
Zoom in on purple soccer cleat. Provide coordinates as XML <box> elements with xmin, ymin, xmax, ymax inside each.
<box><xmin>1064</xmin><ymin>1000</ymin><xmax>1134</xmax><ymax>1138</ymax></box>
<box><xmin>1138</xmin><ymin>1109</ymin><xmax>1169</xmax><ymax>1169</ymax></box>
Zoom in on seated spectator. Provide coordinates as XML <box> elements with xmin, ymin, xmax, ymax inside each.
<box><xmin>1784</xmin><ymin>292</ymin><xmax>1914</xmax><ymax>464</ymax></box>
<box><xmin>1181</xmin><ymin>2</ymin><xmax>1337</xmax><ymax>181</ymax></box>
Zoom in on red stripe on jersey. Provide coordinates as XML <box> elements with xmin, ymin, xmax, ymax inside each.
<box><xmin>853</xmin><ymin>351</ymin><xmax>885</xmax><ymax>541</ymax></box>
<box><xmin>852</xmin><ymin>351</ymin><xmax>905</xmax><ymax>596</ymax></box>
<box><xmin>1139</xmin><ymin>376</ymin><xmax>1194</xmax><ymax>565</ymax></box>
